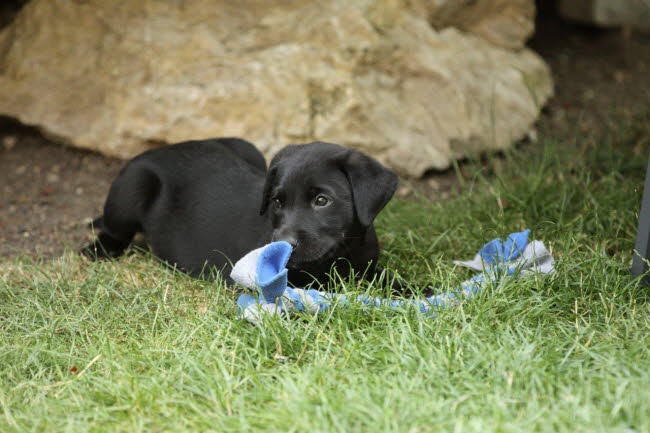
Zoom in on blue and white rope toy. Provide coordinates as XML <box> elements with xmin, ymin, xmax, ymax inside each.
<box><xmin>231</xmin><ymin>230</ymin><xmax>555</xmax><ymax>324</ymax></box>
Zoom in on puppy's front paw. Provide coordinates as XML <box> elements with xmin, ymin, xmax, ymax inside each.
<box><xmin>79</xmin><ymin>237</ymin><xmax>126</xmax><ymax>261</ymax></box>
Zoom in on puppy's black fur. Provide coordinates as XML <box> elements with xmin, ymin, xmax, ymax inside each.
<box><xmin>82</xmin><ymin>138</ymin><xmax>399</xmax><ymax>289</ymax></box>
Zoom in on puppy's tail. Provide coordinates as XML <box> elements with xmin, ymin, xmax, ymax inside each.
<box><xmin>88</xmin><ymin>215</ymin><xmax>104</xmax><ymax>231</ymax></box>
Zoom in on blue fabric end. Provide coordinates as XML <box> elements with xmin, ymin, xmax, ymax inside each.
<box><xmin>255</xmin><ymin>241</ymin><xmax>292</xmax><ymax>303</ymax></box>
<box><xmin>479</xmin><ymin>229</ymin><xmax>530</xmax><ymax>264</ymax></box>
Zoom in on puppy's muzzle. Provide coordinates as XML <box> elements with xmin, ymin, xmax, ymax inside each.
<box><xmin>271</xmin><ymin>232</ymin><xmax>298</xmax><ymax>249</ymax></box>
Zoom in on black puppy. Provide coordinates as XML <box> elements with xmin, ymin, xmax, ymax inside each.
<box><xmin>82</xmin><ymin>138</ymin><xmax>399</xmax><ymax>289</ymax></box>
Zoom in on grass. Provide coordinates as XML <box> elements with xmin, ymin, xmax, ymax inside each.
<box><xmin>1</xmin><ymin>113</ymin><xmax>649</xmax><ymax>432</ymax></box>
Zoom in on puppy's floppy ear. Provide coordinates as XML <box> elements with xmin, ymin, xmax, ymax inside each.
<box><xmin>259</xmin><ymin>167</ymin><xmax>277</xmax><ymax>215</ymax></box>
<box><xmin>339</xmin><ymin>149</ymin><xmax>398</xmax><ymax>227</ymax></box>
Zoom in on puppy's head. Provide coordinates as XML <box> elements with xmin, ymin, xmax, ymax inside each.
<box><xmin>260</xmin><ymin>142</ymin><xmax>398</xmax><ymax>268</ymax></box>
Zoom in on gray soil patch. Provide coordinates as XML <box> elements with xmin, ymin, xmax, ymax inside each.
<box><xmin>1</xmin><ymin>120</ymin><xmax>123</xmax><ymax>258</ymax></box>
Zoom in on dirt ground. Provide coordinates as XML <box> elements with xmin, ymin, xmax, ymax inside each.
<box><xmin>1</xmin><ymin>4</ymin><xmax>649</xmax><ymax>259</ymax></box>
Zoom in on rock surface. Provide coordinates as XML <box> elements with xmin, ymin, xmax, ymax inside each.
<box><xmin>0</xmin><ymin>0</ymin><xmax>552</xmax><ymax>176</ymax></box>
<box><xmin>559</xmin><ymin>0</ymin><xmax>650</xmax><ymax>31</ymax></box>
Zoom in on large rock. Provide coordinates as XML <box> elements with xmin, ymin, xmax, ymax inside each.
<box><xmin>0</xmin><ymin>0</ymin><xmax>552</xmax><ymax>176</ymax></box>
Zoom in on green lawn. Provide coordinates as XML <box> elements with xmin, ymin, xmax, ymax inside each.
<box><xmin>1</xmin><ymin>114</ymin><xmax>649</xmax><ymax>432</ymax></box>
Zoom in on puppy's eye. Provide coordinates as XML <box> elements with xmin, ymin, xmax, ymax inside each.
<box><xmin>272</xmin><ymin>198</ymin><xmax>282</xmax><ymax>209</ymax></box>
<box><xmin>313</xmin><ymin>195</ymin><xmax>330</xmax><ymax>207</ymax></box>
